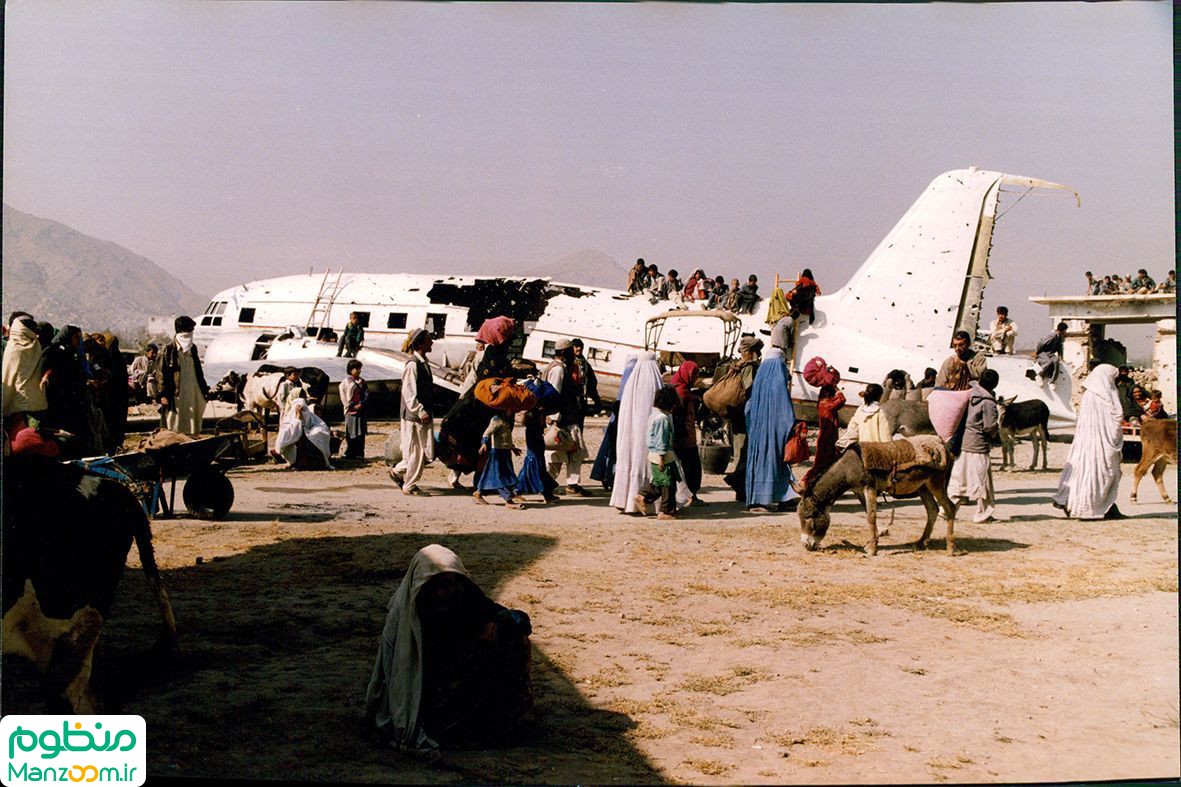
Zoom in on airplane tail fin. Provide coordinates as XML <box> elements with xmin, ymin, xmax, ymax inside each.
<box><xmin>820</xmin><ymin>168</ymin><xmax>1078</xmax><ymax>354</ymax></box>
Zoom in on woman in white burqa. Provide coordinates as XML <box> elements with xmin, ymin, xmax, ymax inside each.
<box><xmin>609</xmin><ymin>352</ymin><xmax>692</xmax><ymax>513</ymax></box>
<box><xmin>364</xmin><ymin>545</ymin><xmax>533</xmax><ymax>757</ymax></box>
<box><xmin>1052</xmin><ymin>364</ymin><xmax>1125</xmax><ymax>520</ymax></box>
<box><xmin>273</xmin><ymin>398</ymin><xmax>334</xmax><ymax>470</ymax></box>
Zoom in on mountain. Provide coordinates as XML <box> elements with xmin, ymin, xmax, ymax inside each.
<box><xmin>2</xmin><ymin>204</ymin><xmax>204</xmax><ymax>338</ymax></box>
<box><xmin>523</xmin><ymin>249</ymin><xmax>631</xmax><ymax>291</ymax></box>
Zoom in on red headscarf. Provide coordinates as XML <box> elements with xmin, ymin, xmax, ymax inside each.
<box><xmin>475</xmin><ymin>316</ymin><xmax>516</xmax><ymax>346</ymax></box>
<box><xmin>670</xmin><ymin>361</ymin><xmax>699</xmax><ymax>402</ymax></box>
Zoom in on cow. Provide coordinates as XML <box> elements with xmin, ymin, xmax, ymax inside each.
<box><xmin>241</xmin><ymin>371</ymin><xmax>287</xmax><ymax>442</ymax></box>
<box><xmin>2</xmin><ymin>455</ymin><xmax>178</xmax><ymax>713</ymax></box>
<box><xmin>1130</xmin><ymin>418</ymin><xmax>1176</xmax><ymax>503</ymax></box>
<box><xmin>996</xmin><ymin>397</ymin><xmax>1050</xmax><ymax>471</ymax></box>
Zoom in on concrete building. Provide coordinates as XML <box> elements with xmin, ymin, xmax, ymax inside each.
<box><xmin>1028</xmin><ymin>293</ymin><xmax>1175</xmax><ymax>414</ymax></box>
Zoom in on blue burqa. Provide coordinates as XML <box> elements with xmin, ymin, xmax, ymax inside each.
<box><xmin>744</xmin><ymin>348</ymin><xmax>798</xmax><ymax>507</ymax></box>
<box><xmin>590</xmin><ymin>354</ymin><xmax>638</xmax><ymax>487</ymax></box>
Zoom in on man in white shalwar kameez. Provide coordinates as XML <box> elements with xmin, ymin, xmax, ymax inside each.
<box><xmin>390</xmin><ymin>329</ymin><xmax>436</xmax><ymax>496</ymax></box>
<box><xmin>946</xmin><ymin>370</ymin><xmax>1002</xmax><ymax>523</ymax></box>
<box><xmin>1052</xmin><ymin>364</ymin><xmax>1125</xmax><ymax>519</ymax></box>
<box><xmin>157</xmin><ymin>316</ymin><xmax>209</xmax><ymax>435</ymax></box>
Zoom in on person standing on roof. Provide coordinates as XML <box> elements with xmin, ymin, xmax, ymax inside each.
<box><xmin>390</xmin><ymin>328</ymin><xmax>436</xmax><ymax>496</ymax></box>
<box><xmin>337</xmin><ymin>312</ymin><xmax>365</xmax><ymax>358</ymax></box>
<box><xmin>544</xmin><ymin>339</ymin><xmax>590</xmax><ymax>497</ymax></box>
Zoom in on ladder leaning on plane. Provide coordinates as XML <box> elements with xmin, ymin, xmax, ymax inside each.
<box><xmin>306</xmin><ymin>268</ymin><xmax>345</xmax><ymax>336</ymax></box>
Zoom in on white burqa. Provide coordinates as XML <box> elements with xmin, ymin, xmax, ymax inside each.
<box><xmin>1052</xmin><ymin>364</ymin><xmax>1122</xmax><ymax>519</ymax></box>
<box><xmin>364</xmin><ymin>544</ymin><xmax>468</xmax><ymax>752</ymax></box>
<box><xmin>609</xmin><ymin>352</ymin><xmax>691</xmax><ymax>512</ymax></box>
<box><xmin>2</xmin><ymin>320</ymin><xmax>48</xmax><ymax>416</ymax></box>
<box><xmin>274</xmin><ymin>398</ymin><xmax>334</xmax><ymax>469</ymax></box>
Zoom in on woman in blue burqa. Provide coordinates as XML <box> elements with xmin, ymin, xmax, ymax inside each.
<box><xmin>364</xmin><ymin>545</ymin><xmax>533</xmax><ymax>758</ymax></box>
<box><xmin>744</xmin><ymin>347</ymin><xmax>799</xmax><ymax>512</ymax></box>
<box><xmin>590</xmin><ymin>354</ymin><xmax>638</xmax><ymax>489</ymax></box>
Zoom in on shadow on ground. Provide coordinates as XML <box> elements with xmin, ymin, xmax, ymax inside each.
<box><xmin>2</xmin><ymin>532</ymin><xmax>665</xmax><ymax>784</ymax></box>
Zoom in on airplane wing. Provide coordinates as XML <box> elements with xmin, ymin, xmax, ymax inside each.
<box><xmin>201</xmin><ymin>356</ymin><xmax>379</xmax><ymax>386</ymax></box>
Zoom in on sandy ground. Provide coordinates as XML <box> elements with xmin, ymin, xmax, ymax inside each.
<box><xmin>4</xmin><ymin>417</ymin><xmax>1177</xmax><ymax>784</ymax></box>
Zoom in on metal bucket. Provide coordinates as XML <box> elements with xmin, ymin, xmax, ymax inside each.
<box><xmin>700</xmin><ymin>443</ymin><xmax>732</xmax><ymax>475</ymax></box>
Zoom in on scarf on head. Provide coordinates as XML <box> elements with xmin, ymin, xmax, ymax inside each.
<box><xmin>475</xmin><ymin>316</ymin><xmax>516</xmax><ymax>346</ymax></box>
<box><xmin>52</xmin><ymin>325</ymin><xmax>81</xmax><ymax>348</ymax></box>
<box><xmin>364</xmin><ymin>545</ymin><xmax>472</xmax><ymax>752</ymax></box>
<box><xmin>1052</xmin><ymin>364</ymin><xmax>1123</xmax><ymax>519</ymax></box>
<box><xmin>744</xmin><ymin>348</ymin><xmax>798</xmax><ymax>507</ymax></box>
<box><xmin>670</xmin><ymin>361</ymin><xmax>699</xmax><ymax>403</ymax></box>
<box><xmin>2</xmin><ymin>320</ymin><xmax>49</xmax><ymax>416</ymax></box>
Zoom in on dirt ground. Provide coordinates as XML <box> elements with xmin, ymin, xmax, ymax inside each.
<box><xmin>4</xmin><ymin>417</ymin><xmax>1177</xmax><ymax>784</ymax></box>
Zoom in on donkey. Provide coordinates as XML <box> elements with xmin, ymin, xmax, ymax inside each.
<box><xmin>996</xmin><ymin>397</ymin><xmax>1050</xmax><ymax>471</ymax></box>
<box><xmin>798</xmin><ymin>440</ymin><xmax>957</xmax><ymax>556</ymax></box>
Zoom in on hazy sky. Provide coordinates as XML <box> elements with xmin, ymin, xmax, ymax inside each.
<box><xmin>3</xmin><ymin>1</ymin><xmax>1173</xmax><ymax>347</ymax></box>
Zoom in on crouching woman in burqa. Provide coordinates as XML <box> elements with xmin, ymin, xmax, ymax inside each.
<box><xmin>364</xmin><ymin>544</ymin><xmax>533</xmax><ymax>758</ymax></box>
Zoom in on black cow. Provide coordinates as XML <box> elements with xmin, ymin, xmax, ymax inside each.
<box><xmin>2</xmin><ymin>455</ymin><xmax>177</xmax><ymax>712</ymax></box>
<box><xmin>996</xmin><ymin>397</ymin><xmax>1050</xmax><ymax>471</ymax></box>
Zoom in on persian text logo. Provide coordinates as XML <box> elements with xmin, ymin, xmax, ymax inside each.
<box><xmin>0</xmin><ymin>716</ymin><xmax>145</xmax><ymax>786</ymax></box>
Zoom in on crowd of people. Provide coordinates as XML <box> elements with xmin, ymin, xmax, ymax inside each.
<box><xmin>4</xmin><ymin>296</ymin><xmax>1167</xmax><ymax>759</ymax></box>
<box><xmin>4</xmin><ymin>295</ymin><xmax>1161</xmax><ymax>530</ymax></box>
<box><xmin>1</xmin><ymin>311</ymin><xmax>373</xmax><ymax>473</ymax></box>
<box><xmin>623</xmin><ymin>258</ymin><xmax>822</xmax><ymax>320</ymax></box>
<box><xmin>1085</xmin><ymin>269</ymin><xmax>1175</xmax><ymax>295</ymax></box>
<box><xmin>2</xmin><ymin>311</ymin><xmax>132</xmax><ymax>458</ymax></box>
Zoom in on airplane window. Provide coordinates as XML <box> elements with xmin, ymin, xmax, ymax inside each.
<box><xmin>541</xmin><ymin>340</ymin><xmax>556</xmax><ymax>359</ymax></box>
<box><xmin>352</xmin><ymin>311</ymin><xmax>371</xmax><ymax>328</ymax></box>
<box><xmin>212</xmin><ymin>316</ymin><xmax>223</xmax><ymax>326</ymax></box>
<box><xmin>426</xmin><ymin>313</ymin><xmax>446</xmax><ymax>339</ymax></box>
<box><xmin>203</xmin><ymin>302</ymin><xmax>216</xmax><ymax>315</ymax></box>
<box><xmin>238</xmin><ymin>308</ymin><xmax>256</xmax><ymax>324</ymax></box>
<box><xmin>588</xmin><ymin>347</ymin><xmax>611</xmax><ymax>362</ymax></box>
<box><xmin>387</xmin><ymin>312</ymin><xmax>408</xmax><ymax>329</ymax></box>
<box><xmin>213</xmin><ymin>302</ymin><xmax>227</xmax><ymax>316</ymax></box>
<box><xmin>200</xmin><ymin>315</ymin><xmax>214</xmax><ymax>326</ymax></box>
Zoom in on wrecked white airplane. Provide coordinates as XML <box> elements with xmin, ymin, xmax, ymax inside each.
<box><xmin>195</xmin><ymin>167</ymin><xmax>1081</xmax><ymax>430</ymax></box>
